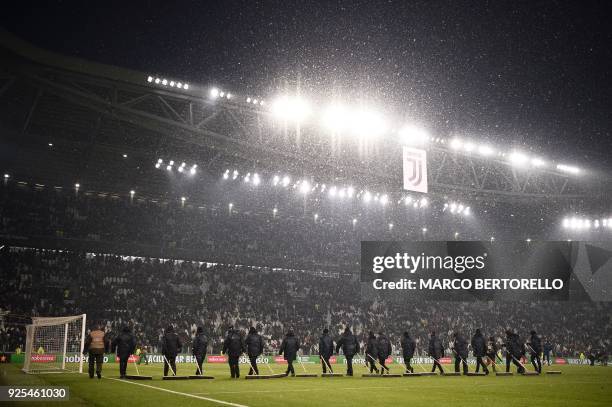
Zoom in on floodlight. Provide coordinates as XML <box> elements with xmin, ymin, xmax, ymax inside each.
<box><xmin>422</xmin><ymin>227</ymin><xmax>427</xmax><ymax>233</ymax></box>
<box><xmin>154</xmin><ymin>78</ymin><xmax>161</xmax><ymax>84</ymax></box>
<box><xmin>223</xmin><ymin>171</ymin><xmax>229</xmax><ymax>180</ymax></box>
<box><xmin>389</xmin><ymin>223</ymin><xmax>394</xmax><ymax>230</ymax></box>
<box><xmin>314</xmin><ymin>213</ymin><xmax>319</xmax><ymax>220</ymax></box>
<box><xmin>166</xmin><ymin>165</ymin><xmax>172</xmax><ymax>171</ymax></box>
<box><xmin>562</xmin><ymin>218</ymin><xmax>569</xmax><ymax>228</ymax></box>
<box><xmin>177</xmin><ymin>83</ymin><xmax>183</xmax><ymax>89</ymax></box>
<box><xmin>464</xmin><ymin>142</ymin><xmax>475</xmax><ymax>152</ymax></box>
<box><xmin>247</xmin><ymin>97</ymin><xmax>251</xmax><ymax>103</ymax></box>
<box><xmin>157</xmin><ymin>158</ymin><xmax>163</xmax><ymax>163</ymax></box>
<box><xmin>147</xmin><ymin>76</ymin><xmax>153</xmax><ymax>82</ymax></box>
<box><xmin>273</xmin><ymin>207</ymin><xmax>278</xmax><ymax>215</ymax></box>
<box><xmin>189</xmin><ymin>166</ymin><xmax>197</xmax><ymax>175</ymax></box>
<box><xmin>463</xmin><ymin>206</ymin><xmax>471</xmax><ymax>215</ymax></box>
<box><xmin>322</xmin><ymin>104</ymin><xmax>350</xmax><ymax>132</ymax></box>
<box><xmin>252</xmin><ymin>173</ymin><xmax>261</xmax><ymax>185</ymax></box>
<box><xmin>252</xmin><ymin>98</ymin><xmax>257</xmax><ymax>104</ymax></box>
<box><xmin>419</xmin><ymin>197</ymin><xmax>428</xmax><ymax>207</ymax></box>
<box><xmin>478</xmin><ymin>145</ymin><xmax>494</xmax><ymax>156</ymax></box>
<box><xmin>272</xmin><ymin>96</ymin><xmax>311</xmax><ymax>122</ymax></box>
<box><xmin>557</xmin><ymin>164</ymin><xmax>580</xmax><ymax>174</ymax></box>
<box><xmin>220</xmin><ymin>91</ymin><xmax>225</xmax><ymax>97</ymax></box>
<box><xmin>155</xmin><ymin>163</ymin><xmax>161</xmax><ymax>169</ymax></box>
<box><xmin>162</xmin><ymin>79</ymin><xmax>168</xmax><ymax>85</ymax></box>
<box><xmin>347</xmin><ymin>186</ymin><xmax>355</xmax><ymax>198</ymax></box>
<box><xmin>531</xmin><ymin>158</ymin><xmax>546</xmax><ymax>167</ymax></box>
<box><xmin>350</xmin><ymin>109</ymin><xmax>387</xmax><ymax>138</ymax></box>
<box><xmin>352</xmin><ymin>218</ymin><xmax>357</xmax><ymax>225</ymax></box>
<box><xmin>363</xmin><ymin>191</ymin><xmax>372</xmax><ymax>203</ymax></box>
<box><xmin>399</xmin><ymin>125</ymin><xmax>429</xmax><ymax>146</ymax></box>
<box><xmin>184</xmin><ymin>84</ymin><xmax>189</xmax><ymax>90</ymax></box>
<box><xmin>178</xmin><ymin>166</ymin><xmax>184</xmax><ymax>173</ymax></box>
<box><xmin>169</xmin><ymin>160</ymin><xmax>175</xmax><ymax>166</ymax></box>
<box><xmin>450</xmin><ymin>138</ymin><xmax>462</xmax><ymax>149</ymax></box>
<box><xmin>210</xmin><ymin>88</ymin><xmax>220</xmax><ymax>99</ymax></box>
<box><xmin>273</xmin><ymin>175</ymin><xmax>280</xmax><ymax>185</ymax></box>
<box><xmin>233</xmin><ymin>170</ymin><xmax>239</xmax><ymax>180</ymax></box>
<box><xmin>509</xmin><ymin>152</ymin><xmax>528</xmax><ymax>166</ymax></box>
<box><xmin>329</xmin><ymin>186</ymin><xmax>337</xmax><ymax>197</ymax></box>
<box><xmin>405</xmin><ymin>197</ymin><xmax>412</xmax><ymax>205</ymax></box>
<box><xmin>282</xmin><ymin>175</ymin><xmax>290</xmax><ymax>187</ymax></box>
<box><xmin>380</xmin><ymin>194</ymin><xmax>389</xmax><ymax>205</ymax></box>
<box><xmin>75</xmin><ymin>183</ymin><xmax>80</xmax><ymax>188</ymax></box>
<box><xmin>130</xmin><ymin>190</ymin><xmax>135</xmax><ymax>196</ymax></box>
<box><xmin>300</xmin><ymin>180</ymin><xmax>311</xmax><ymax>194</ymax></box>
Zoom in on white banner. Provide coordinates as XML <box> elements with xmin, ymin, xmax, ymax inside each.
<box><xmin>403</xmin><ymin>146</ymin><xmax>428</xmax><ymax>193</ymax></box>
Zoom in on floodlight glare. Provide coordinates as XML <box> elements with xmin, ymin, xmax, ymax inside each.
<box><xmin>273</xmin><ymin>175</ymin><xmax>280</xmax><ymax>185</ymax></box>
<box><xmin>282</xmin><ymin>176</ymin><xmax>290</xmax><ymax>187</ymax></box>
<box><xmin>420</xmin><ymin>197</ymin><xmax>428</xmax><ymax>207</ymax></box>
<box><xmin>329</xmin><ymin>186</ymin><xmax>337</xmax><ymax>197</ymax></box>
<box><xmin>184</xmin><ymin>84</ymin><xmax>189</xmax><ymax>90</ymax></box>
<box><xmin>557</xmin><ymin>164</ymin><xmax>580</xmax><ymax>174</ymax></box>
<box><xmin>322</xmin><ymin>104</ymin><xmax>350</xmax><ymax>132</ymax></box>
<box><xmin>272</xmin><ymin>96</ymin><xmax>311</xmax><ymax>122</ymax></box>
<box><xmin>177</xmin><ymin>83</ymin><xmax>183</xmax><ymax>89</ymax></box>
<box><xmin>162</xmin><ymin>79</ymin><xmax>168</xmax><ymax>86</ymax></box>
<box><xmin>154</xmin><ymin>78</ymin><xmax>161</xmax><ymax>84</ymax></box>
<box><xmin>178</xmin><ymin>166</ymin><xmax>184</xmax><ymax>173</ymax></box>
<box><xmin>338</xmin><ymin>188</ymin><xmax>346</xmax><ymax>198</ymax></box>
<box><xmin>247</xmin><ymin>97</ymin><xmax>251</xmax><ymax>103</ymax></box>
<box><xmin>399</xmin><ymin>125</ymin><xmax>429</xmax><ymax>146</ymax></box>
<box><xmin>363</xmin><ymin>191</ymin><xmax>372</xmax><ymax>203</ymax></box>
<box><xmin>531</xmin><ymin>158</ymin><xmax>546</xmax><ymax>167</ymax></box>
<box><xmin>380</xmin><ymin>194</ymin><xmax>389</xmax><ymax>205</ymax></box>
<box><xmin>350</xmin><ymin>109</ymin><xmax>388</xmax><ymax>138</ymax></box>
<box><xmin>155</xmin><ymin>163</ymin><xmax>161</xmax><ymax>169</ymax></box>
<box><xmin>232</xmin><ymin>170</ymin><xmax>239</xmax><ymax>180</ymax></box>
<box><xmin>147</xmin><ymin>76</ymin><xmax>153</xmax><ymax>83</ymax></box>
<box><xmin>478</xmin><ymin>145</ymin><xmax>494</xmax><ymax>156</ymax></box>
<box><xmin>189</xmin><ymin>167</ymin><xmax>196</xmax><ymax>175</ymax></box>
<box><xmin>450</xmin><ymin>138</ymin><xmax>463</xmax><ymax>150</ymax></box>
<box><xmin>130</xmin><ymin>190</ymin><xmax>135</xmax><ymax>196</ymax></box>
<box><xmin>210</xmin><ymin>88</ymin><xmax>220</xmax><ymax>99</ymax></box>
<box><xmin>166</xmin><ymin>165</ymin><xmax>172</xmax><ymax>171</ymax></box>
<box><xmin>347</xmin><ymin>186</ymin><xmax>355</xmax><ymax>198</ymax></box>
<box><xmin>509</xmin><ymin>152</ymin><xmax>528</xmax><ymax>166</ymax></box>
<box><xmin>252</xmin><ymin>173</ymin><xmax>261</xmax><ymax>186</ymax></box>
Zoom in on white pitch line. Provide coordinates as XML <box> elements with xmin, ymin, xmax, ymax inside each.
<box><xmin>106</xmin><ymin>377</ymin><xmax>248</xmax><ymax>407</ymax></box>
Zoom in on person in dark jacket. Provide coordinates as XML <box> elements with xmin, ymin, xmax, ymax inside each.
<box><xmin>161</xmin><ymin>325</ymin><xmax>182</xmax><ymax>376</ymax></box>
<box><xmin>428</xmin><ymin>331</ymin><xmax>445</xmax><ymax>374</ymax></box>
<box><xmin>279</xmin><ymin>330</ymin><xmax>300</xmax><ymax>377</ymax></box>
<box><xmin>192</xmin><ymin>327</ymin><xmax>208</xmax><ymax>375</ymax></box>
<box><xmin>112</xmin><ymin>326</ymin><xmax>136</xmax><ymax>379</ymax></box>
<box><xmin>336</xmin><ymin>327</ymin><xmax>360</xmax><ymax>376</ymax></box>
<box><xmin>401</xmin><ymin>331</ymin><xmax>416</xmax><ymax>373</ymax></box>
<box><xmin>543</xmin><ymin>340</ymin><xmax>553</xmax><ymax>366</ymax></box>
<box><xmin>452</xmin><ymin>332</ymin><xmax>469</xmax><ymax>374</ymax></box>
<box><xmin>471</xmin><ymin>329</ymin><xmax>489</xmax><ymax>374</ymax></box>
<box><xmin>504</xmin><ymin>330</ymin><xmax>525</xmax><ymax>373</ymax></box>
<box><xmin>222</xmin><ymin>326</ymin><xmax>244</xmax><ymax>378</ymax></box>
<box><xmin>527</xmin><ymin>330</ymin><xmax>542</xmax><ymax>373</ymax></box>
<box><xmin>486</xmin><ymin>336</ymin><xmax>499</xmax><ymax>372</ymax></box>
<box><xmin>83</xmin><ymin>323</ymin><xmax>107</xmax><ymax>379</ymax></box>
<box><xmin>318</xmin><ymin>328</ymin><xmax>334</xmax><ymax>373</ymax></box>
<box><xmin>245</xmin><ymin>327</ymin><xmax>264</xmax><ymax>375</ymax></box>
<box><xmin>376</xmin><ymin>332</ymin><xmax>392</xmax><ymax>375</ymax></box>
<box><xmin>365</xmin><ymin>331</ymin><xmax>379</xmax><ymax>374</ymax></box>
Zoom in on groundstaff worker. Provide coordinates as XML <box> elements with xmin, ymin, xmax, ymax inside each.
<box><xmin>365</xmin><ymin>331</ymin><xmax>379</xmax><ymax>374</ymax></box>
<box><xmin>319</xmin><ymin>328</ymin><xmax>334</xmax><ymax>373</ymax></box>
<box><xmin>401</xmin><ymin>331</ymin><xmax>416</xmax><ymax>373</ymax></box>
<box><xmin>428</xmin><ymin>331</ymin><xmax>445</xmax><ymax>374</ymax></box>
<box><xmin>192</xmin><ymin>327</ymin><xmax>208</xmax><ymax>375</ymax></box>
<box><xmin>486</xmin><ymin>336</ymin><xmax>498</xmax><ymax>372</ymax></box>
<box><xmin>504</xmin><ymin>330</ymin><xmax>525</xmax><ymax>373</ymax></box>
<box><xmin>222</xmin><ymin>326</ymin><xmax>244</xmax><ymax>378</ymax></box>
<box><xmin>83</xmin><ymin>323</ymin><xmax>107</xmax><ymax>379</ymax></box>
<box><xmin>528</xmin><ymin>330</ymin><xmax>542</xmax><ymax>374</ymax></box>
<box><xmin>377</xmin><ymin>331</ymin><xmax>392</xmax><ymax>375</ymax></box>
<box><xmin>280</xmin><ymin>330</ymin><xmax>300</xmax><ymax>377</ymax></box>
<box><xmin>161</xmin><ymin>325</ymin><xmax>182</xmax><ymax>376</ymax></box>
<box><xmin>452</xmin><ymin>331</ymin><xmax>469</xmax><ymax>375</ymax></box>
<box><xmin>543</xmin><ymin>340</ymin><xmax>553</xmax><ymax>366</ymax></box>
<box><xmin>112</xmin><ymin>326</ymin><xmax>136</xmax><ymax>379</ymax></box>
<box><xmin>245</xmin><ymin>327</ymin><xmax>264</xmax><ymax>375</ymax></box>
<box><xmin>471</xmin><ymin>329</ymin><xmax>489</xmax><ymax>374</ymax></box>
<box><xmin>336</xmin><ymin>327</ymin><xmax>360</xmax><ymax>376</ymax></box>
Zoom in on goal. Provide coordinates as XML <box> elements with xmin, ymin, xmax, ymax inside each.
<box><xmin>22</xmin><ymin>314</ymin><xmax>86</xmax><ymax>374</ymax></box>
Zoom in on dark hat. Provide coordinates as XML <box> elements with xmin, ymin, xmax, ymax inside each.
<box><xmin>530</xmin><ymin>330</ymin><xmax>536</xmax><ymax>335</ymax></box>
<box><xmin>249</xmin><ymin>327</ymin><xmax>257</xmax><ymax>334</ymax></box>
<box><xmin>166</xmin><ymin>325</ymin><xmax>174</xmax><ymax>333</ymax></box>
<box><xmin>197</xmin><ymin>326</ymin><xmax>204</xmax><ymax>334</ymax></box>
<box><xmin>323</xmin><ymin>328</ymin><xmax>329</xmax><ymax>334</ymax></box>
<box><xmin>344</xmin><ymin>327</ymin><xmax>351</xmax><ymax>333</ymax></box>
<box><xmin>403</xmin><ymin>331</ymin><xmax>409</xmax><ymax>336</ymax></box>
<box><xmin>476</xmin><ymin>329</ymin><xmax>481</xmax><ymax>335</ymax></box>
<box><xmin>122</xmin><ymin>326</ymin><xmax>130</xmax><ymax>333</ymax></box>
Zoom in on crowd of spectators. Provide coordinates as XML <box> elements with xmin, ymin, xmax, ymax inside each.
<box><xmin>1</xmin><ymin>248</ymin><xmax>610</xmax><ymax>358</ymax></box>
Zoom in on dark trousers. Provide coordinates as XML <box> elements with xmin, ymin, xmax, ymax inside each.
<box><xmin>194</xmin><ymin>354</ymin><xmax>205</xmax><ymax>375</ymax></box>
<box><xmin>164</xmin><ymin>354</ymin><xmax>177</xmax><ymax>376</ymax></box>
<box><xmin>119</xmin><ymin>356</ymin><xmax>129</xmax><ymax>377</ymax></box>
<box><xmin>544</xmin><ymin>353</ymin><xmax>551</xmax><ymax>365</ymax></box>
<box><xmin>431</xmin><ymin>358</ymin><xmax>444</xmax><ymax>373</ymax></box>
<box><xmin>378</xmin><ymin>356</ymin><xmax>390</xmax><ymax>373</ymax></box>
<box><xmin>248</xmin><ymin>355</ymin><xmax>259</xmax><ymax>375</ymax></box>
<box><xmin>403</xmin><ymin>355</ymin><xmax>414</xmax><ymax>373</ymax></box>
<box><xmin>228</xmin><ymin>355</ymin><xmax>240</xmax><ymax>378</ymax></box>
<box><xmin>531</xmin><ymin>354</ymin><xmax>542</xmax><ymax>373</ymax></box>
<box><xmin>88</xmin><ymin>352</ymin><xmax>103</xmax><ymax>378</ymax></box>
<box><xmin>366</xmin><ymin>354</ymin><xmax>378</xmax><ymax>373</ymax></box>
<box><xmin>320</xmin><ymin>355</ymin><xmax>332</xmax><ymax>373</ymax></box>
<box><xmin>286</xmin><ymin>360</ymin><xmax>295</xmax><ymax>376</ymax></box>
<box><xmin>345</xmin><ymin>355</ymin><xmax>354</xmax><ymax>376</ymax></box>
<box><xmin>506</xmin><ymin>355</ymin><xmax>524</xmax><ymax>373</ymax></box>
<box><xmin>454</xmin><ymin>356</ymin><xmax>468</xmax><ymax>374</ymax></box>
<box><xmin>475</xmin><ymin>356</ymin><xmax>489</xmax><ymax>373</ymax></box>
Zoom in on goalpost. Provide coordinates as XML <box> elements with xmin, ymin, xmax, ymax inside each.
<box><xmin>22</xmin><ymin>314</ymin><xmax>86</xmax><ymax>374</ymax></box>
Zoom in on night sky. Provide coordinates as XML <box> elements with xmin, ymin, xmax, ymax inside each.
<box><xmin>3</xmin><ymin>0</ymin><xmax>612</xmax><ymax>165</ymax></box>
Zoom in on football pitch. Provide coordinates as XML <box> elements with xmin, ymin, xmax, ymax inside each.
<box><xmin>1</xmin><ymin>362</ymin><xmax>610</xmax><ymax>406</ymax></box>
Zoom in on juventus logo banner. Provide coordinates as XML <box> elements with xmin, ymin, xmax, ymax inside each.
<box><xmin>403</xmin><ymin>146</ymin><xmax>428</xmax><ymax>193</ymax></box>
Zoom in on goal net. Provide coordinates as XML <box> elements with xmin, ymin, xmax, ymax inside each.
<box><xmin>22</xmin><ymin>314</ymin><xmax>86</xmax><ymax>374</ymax></box>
